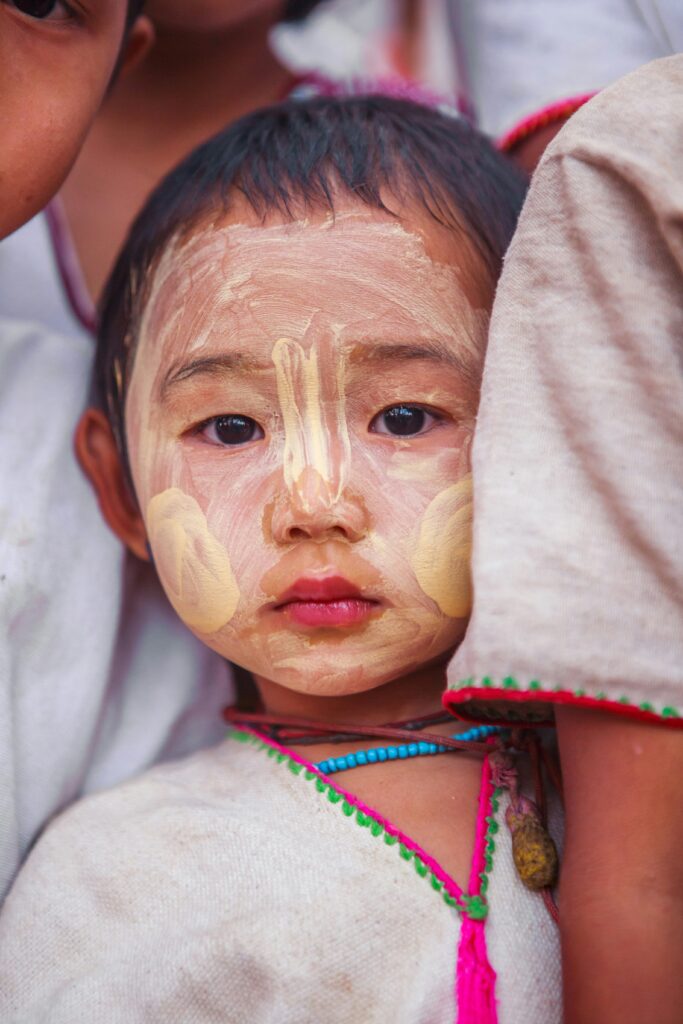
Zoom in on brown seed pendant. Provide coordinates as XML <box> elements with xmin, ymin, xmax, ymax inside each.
<box><xmin>506</xmin><ymin>798</ymin><xmax>559</xmax><ymax>891</ymax></box>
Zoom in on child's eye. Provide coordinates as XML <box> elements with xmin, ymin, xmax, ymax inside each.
<box><xmin>6</xmin><ymin>0</ymin><xmax>74</xmax><ymax>21</ymax></box>
<box><xmin>200</xmin><ymin>415</ymin><xmax>264</xmax><ymax>447</ymax></box>
<box><xmin>370</xmin><ymin>404</ymin><xmax>441</xmax><ymax>437</ymax></box>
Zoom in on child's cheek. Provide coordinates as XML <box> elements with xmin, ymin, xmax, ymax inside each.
<box><xmin>376</xmin><ymin>430</ymin><xmax>473</xmax><ymax>620</ymax></box>
<box><xmin>145</xmin><ymin>487</ymin><xmax>240</xmax><ymax>635</ymax></box>
<box><xmin>410</xmin><ymin>474</ymin><xmax>473</xmax><ymax>618</ymax></box>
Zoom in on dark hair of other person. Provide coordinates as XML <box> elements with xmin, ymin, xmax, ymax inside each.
<box><xmin>125</xmin><ymin>0</ymin><xmax>145</xmax><ymax>31</ymax></box>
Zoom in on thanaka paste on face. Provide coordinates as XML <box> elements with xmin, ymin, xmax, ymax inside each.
<box><xmin>411</xmin><ymin>474</ymin><xmax>473</xmax><ymax>618</ymax></box>
<box><xmin>271</xmin><ymin>336</ymin><xmax>352</xmax><ymax>513</ymax></box>
<box><xmin>126</xmin><ymin>213</ymin><xmax>486</xmax><ymax>696</ymax></box>
<box><xmin>147</xmin><ymin>488</ymin><xmax>239</xmax><ymax>633</ymax></box>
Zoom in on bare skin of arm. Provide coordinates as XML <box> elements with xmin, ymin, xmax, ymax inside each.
<box><xmin>556</xmin><ymin>706</ymin><xmax>683</xmax><ymax>1024</ymax></box>
<box><xmin>508</xmin><ymin>122</ymin><xmax>563</xmax><ymax>174</ymax></box>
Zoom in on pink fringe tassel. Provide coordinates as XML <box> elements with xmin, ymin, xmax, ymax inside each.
<box><xmin>455</xmin><ymin>753</ymin><xmax>499</xmax><ymax>1023</ymax></box>
<box><xmin>456</xmin><ymin>918</ymin><xmax>498</xmax><ymax>1024</ymax></box>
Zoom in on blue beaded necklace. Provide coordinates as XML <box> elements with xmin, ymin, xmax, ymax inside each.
<box><xmin>315</xmin><ymin>724</ymin><xmax>505</xmax><ymax>775</ymax></box>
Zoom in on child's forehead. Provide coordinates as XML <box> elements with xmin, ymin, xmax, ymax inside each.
<box><xmin>136</xmin><ymin>209</ymin><xmax>488</xmax><ymax>374</ymax></box>
<box><xmin>147</xmin><ymin>210</ymin><xmax>458</xmax><ymax>298</ymax></box>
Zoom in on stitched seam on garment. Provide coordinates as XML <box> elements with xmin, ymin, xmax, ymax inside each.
<box><xmin>443</xmin><ymin>679</ymin><xmax>680</xmax><ymax>725</ymax></box>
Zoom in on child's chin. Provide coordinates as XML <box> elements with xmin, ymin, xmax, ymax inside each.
<box><xmin>260</xmin><ymin>651</ymin><xmax>420</xmax><ymax>699</ymax></box>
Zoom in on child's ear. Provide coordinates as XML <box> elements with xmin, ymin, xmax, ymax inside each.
<box><xmin>75</xmin><ymin>408</ymin><xmax>150</xmax><ymax>563</ymax></box>
<box><xmin>118</xmin><ymin>15</ymin><xmax>155</xmax><ymax>76</ymax></box>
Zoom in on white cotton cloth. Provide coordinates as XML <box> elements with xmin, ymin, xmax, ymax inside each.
<box><xmin>451</xmin><ymin>0</ymin><xmax>683</xmax><ymax>137</ymax></box>
<box><xmin>0</xmin><ymin>732</ymin><xmax>562</xmax><ymax>1023</ymax></box>
<box><xmin>447</xmin><ymin>56</ymin><xmax>683</xmax><ymax>724</ymax></box>
<box><xmin>274</xmin><ymin>0</ymin><xmax>463</xmax><ymax>97</ymax></box>
<box><xmin>0</xmin><ymin>215</ymin><xmax>230</xmax><ymax>902</ymax></box>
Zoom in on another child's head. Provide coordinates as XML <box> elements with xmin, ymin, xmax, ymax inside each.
<box><xmin>79</xmin><ymin>96</ymin><xmax>525</xmax><ymax>702</ymax></box>
<box><xmin>0</xmin><ymin>0</ymin><xmax>150</xmax><ymax>239</ymax></box>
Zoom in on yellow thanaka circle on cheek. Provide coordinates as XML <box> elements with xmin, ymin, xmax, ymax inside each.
<box><xmin>146</xmin><ymin>488</ymin><xmax>239</xmax><ymax>634</ymax></box>
<box><xmin>411</xmin><ymin>474</ymin><xmax>473</xmax><ymax>618</ymax></box>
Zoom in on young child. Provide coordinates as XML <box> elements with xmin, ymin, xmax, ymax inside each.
<box><xmin>0</xmin><ymin>97</ymin><xmax>562</xmax><ymax>1022</ymax></box>
<box><xmin>0</xmin><ymin>0</ymin><xmax>150</xmax><ymax>240</ymax></box>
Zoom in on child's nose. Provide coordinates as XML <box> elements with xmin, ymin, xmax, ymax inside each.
<box><xmin>271</xmin><ymin>467</ymin><xmax>368</xmax><ymax>544</ymax></box>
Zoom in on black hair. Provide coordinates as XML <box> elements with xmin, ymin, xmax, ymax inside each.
<box><xmin>283</xmin><ymin>0</ymin><xmax>326</xmax><ymax>19</ymax></box>
<box><xmin>125</xmin><ymin>0</ymin><xmax>144</xmax><ymax>31</ymax></box>
<box><xmin>97</xmin><ymin>95</ymin><xmax>527</xmax><ymax>457</ymax></box>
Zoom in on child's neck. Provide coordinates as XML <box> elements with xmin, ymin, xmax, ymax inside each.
<box><xmin>254</xmin><ymin>658</ymin><xmax>451</xmax><ymax>730</ymax></box>
<box><xmin>110</xmin><ymin>15</ymin><xmax>292</xmax><ymax>144</ymax></box>
<box><xmin>253</xmin><ymin>656</ymin><xmax>482</xmax><ymax>891</ymax></box>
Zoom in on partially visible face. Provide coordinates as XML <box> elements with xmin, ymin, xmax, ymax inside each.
<box><xmin>0</xmin><ymin>0</ymin><xmax>128</xmax><ymax>239</ymax></box>
<box><xmin>125</xmin><ymin>206</ymin><xmax>490</xmax><ymax>697</ymax></box>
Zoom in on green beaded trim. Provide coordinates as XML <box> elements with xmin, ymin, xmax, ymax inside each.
<box><xmin>476</xmin><ymin>788</ymin><xmax>501</xmax><ymax>909</ymax></box>
<box><xmin>449</xmin><ymin>677</ymin><xmax>680</xmax><ymax>722</ymax></box>
<box><xmin>230</xmin><ymin>729</ymin><xmax>502</xmax><ymax>920</ymax></box>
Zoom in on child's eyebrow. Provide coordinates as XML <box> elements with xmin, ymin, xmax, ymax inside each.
<box><xmin>348</xmin><ymin>340</ymin><xmax>472</xmax><ymax>375</ymax></box>
<box><xmin>159</xmin><ymin>352</ymin><xmax>270</xmax><ymax>400</ymax></box>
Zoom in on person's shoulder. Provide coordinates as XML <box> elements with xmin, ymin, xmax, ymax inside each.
<box><xmin>548</xmin><ymin>54</ymin><xmax>683</xmax><ymax>164</ymax></box>
<box><xmin>59</xmin><ymin>736</ymin><xmax>245</xmax><ymax>824</ymax></box>
<box><xmin>21</xmin><ymin>742</ymin><xmax>224</xmax><ymax>860</ymax></box>
<box><xmin>37</xmin><ymin>733</ymin><xmax>278</xmax><ymax>846</ymax></box>
<box><xmin>8</xmin><ymin>732</ymin><xmax>302</xmax><ymax>909</ymax></box>
<box><xmin>0</xmin><ymin>739</ymin><xmax>251</xmax><ymax>919</ymax></box>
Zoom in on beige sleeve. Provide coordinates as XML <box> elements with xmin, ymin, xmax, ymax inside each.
<box><xmin>446</xmin><ymin>55</ymin><xmax>683</xmax><ymax>727</ymax></box>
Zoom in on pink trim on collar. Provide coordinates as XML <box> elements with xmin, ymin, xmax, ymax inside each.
<box><xmin>44</xmin><ymin>199</ymin><xmax>97</xmax><ymax>336</ymax></box>
<box><xmin>247</xmin><ymin>725</ymin><xmax>470</xmax><ymax>904</ymax></box>
<box><xmin>242</xmin><ymin>727</ymin><xmax>499</xmax><ymax>1024</ymax></box>
<box><xmin>498</xmin><ymin>92</ymin><xmax>596</xmax><ymax>153</ymax></box>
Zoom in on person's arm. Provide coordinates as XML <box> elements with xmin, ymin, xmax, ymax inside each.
<box><xmin>505</xmin><ymin>120</ymin><xmax>569</xmax><ymax>174</ymax></box>
<box><xmin>556</xmin><ymin>707</ymin><xmax>683</xmax><ymax>1024</ymax></box>
<box><xmin>444</xmin><ymin>53</ymin><xmax>683</xmax><ymax>1021</ymax></box>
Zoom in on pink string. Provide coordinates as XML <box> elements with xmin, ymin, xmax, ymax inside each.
<box><xmin>468</xmin><ymin>753</ymin><xmax>495</xmax><ymax>896</ymax></box>
<box><xmin>456</xmin><ymin>752</ymin><xmax>499</xmax><ymax>1024</ymax></box>
<box><xmin>44</xmin><ymin>198</ymin><xmax>97</xmax><ymax>335</ymax></box>
<box><xmin>456</xmin><ymin>917</ymin><xmax>498</xmax><ymax>1024</ymax></box>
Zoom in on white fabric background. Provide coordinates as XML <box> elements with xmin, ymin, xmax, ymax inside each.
<box><xmin>451</xmin><ymin>0</ymin><xmax>683</xmax><ymax>136</ymax></box>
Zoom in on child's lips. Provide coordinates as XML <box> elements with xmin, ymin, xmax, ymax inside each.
<box><xmin>282</xmin><ymin>598</ymin><xmax>379</xmax><ymax>628</ymax></box>
<box><xmin>273</xmin><ymin>575</ymin><xmax>382</xmax><ymax>628</ymax></box>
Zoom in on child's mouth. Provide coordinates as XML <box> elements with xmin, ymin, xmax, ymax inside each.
<box><xmin>274</xmin><ymin>576</ymin><xmax>381</xmax><ymax>628</ymax></box>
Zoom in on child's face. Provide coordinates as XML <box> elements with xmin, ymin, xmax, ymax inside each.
<box><xmin>125</xmin><ymin>206</ymin><xmax>489</xmax><ymax>697</ymax></box>
<box><xmin>0</xmin><ymin>0</ymin><xmax>134</xmax><ymax>239</ymax></box>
